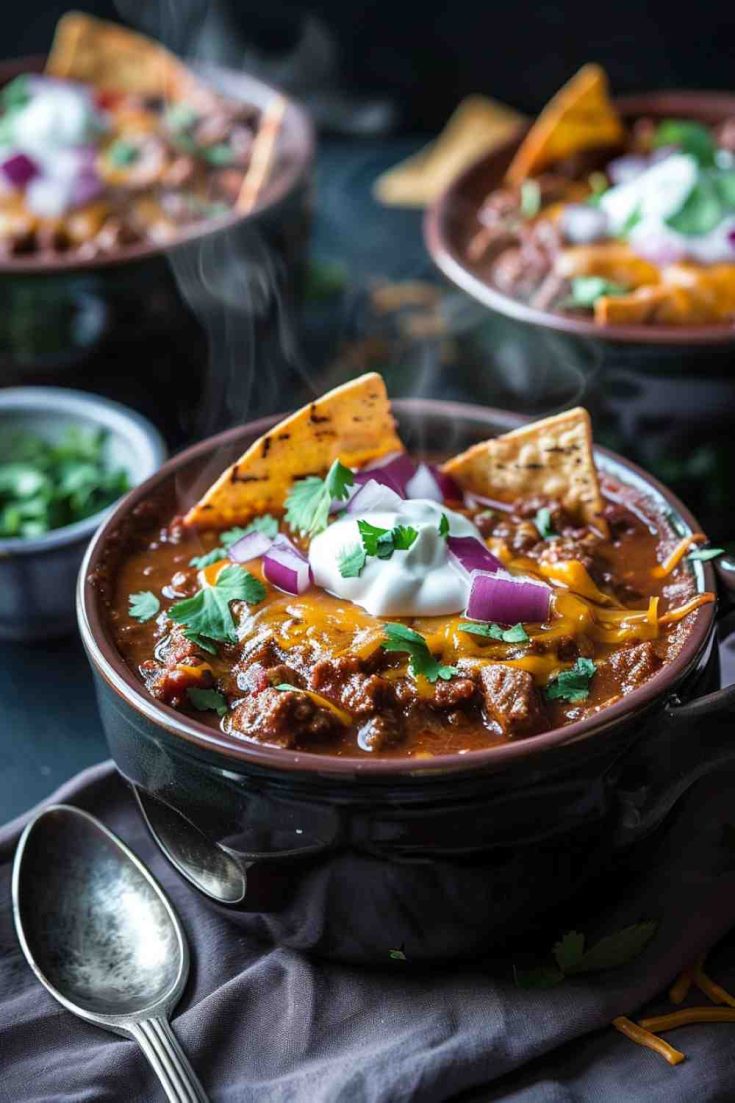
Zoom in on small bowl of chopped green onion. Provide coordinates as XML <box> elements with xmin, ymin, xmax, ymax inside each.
<box><xmin>0</xmin><ymin>387</ymin><xmax>165</xmax><ymax>641</ymax></box>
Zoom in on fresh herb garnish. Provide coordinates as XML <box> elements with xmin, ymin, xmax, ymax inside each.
<box><xmin>189</xmin><ymin>547</ymin><xmax>228</xmax><ymax>569</ymax></box>
<box><xmin>438</xmin><ymin>513</ymin><xmax>450</xmax><ymax>538</ymax></box>
<box><xmin>285</xmin><ymin>459</ymin><xmax>354</xmax><ymax>537</ymax></box>
<box><xmin>688</xmin><ymin>546</ymin><xmax>725</xmax><ymax>562</ymax></box>
<box><xmin>186</xmin><ymin>687</ymin><xmax>228</xmax><ymax>717</ymax></box>
<box><xmin>0</xmin><ymin>427</ymin><xmax>129</xmax><ymax>539</ymax></box>
<box><xmin>381</xmin><ymin>623</ymin><xmax>458</xmax><ymax>683</ymax></box>
<box><xmin>561</xmin><ymin>276</ymin><xmax>628</xmax><ymax>310</ymax></box>
<box><xmin>201</xmin><ymin>142</ymin><xmax>235</xmax><ymax>166</ymax></box>
<box><xmin>534</xmin><ymin>507</ymin><xmax>557</xmax><ymax>540</ymax></box>
<box><xmin>107</xmin><ymin>139</ymin><xmax>140</xmax><ymax>167</ymax></box>
<box><xmin>128</xmin><ymin>591</ymin><xmax>161</xmax><ymax>623</ymax></box>
<box><xmin>388</xmin><ymin>948</ymin><xmax>407</xmax><ymax>961</ymax></box>
<box><xmin>514</xmin><ymin>921</ymin><xmax>657</xmax><ymax>989</ymax></box>
<box><xmin>169</xmin><ymin>564</ymin><xmax>265</xmax><ymax>643</ymax></box>
<box><xmin>275</xmin><ymin>683</ymin><xmax>298</xmax><ymax>691</ymax></box>
<box><xmin>392</xmin><ymin>524</ymin><xmax>419</xmax><ymax>550</ymax></box>
<box><xmin>520</xmin><ymin>179</ymin><xmax>541</xmax><ymax>219</ymax></box>
<box><xmin>545</xmin><ymin>657</ymin><xmax>597</xmax><ymax>702</ymax></box>
<box><xmin>338</xmin><ymin>544</ymin><xmax>367</xmax><ymax>578</ymax></box>
<box><xmin>183</xmin><ymin>631</ymin><xmax>219</xmax><ymax>654</ymax></box>
<box><xmin>666</xmin><ymin>174</ymin><xmax>723</xmax><ymax>236</ymax></box>
<box><xmin>357</xmin><ymin>519</ymin><xmax>392</xmax><ymax>557</ymax></box>
<box><xmin>653</xmin><ymin>119</ymin><xmax>716</xmax><ymax>167</ymax></box>
<box><xmin>460</xmin><ymin>621</ymin><xmax>529</xmax><ymax>643</ymax></box>
<box><xmin>221</xmin><ymin>515</ymin><xmax>279</xmax><ymax>545</ymax></box>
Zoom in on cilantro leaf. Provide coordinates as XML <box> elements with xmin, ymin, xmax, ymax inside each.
<box><xmin>553</xmin><ymin>930</ymin><xmax>586</xmax><ymax>973</ymax></box>
<box><xmin>381</xmin><ymin>622</ymin><xmax>458</xmax><ymax>683</ymax></box>
<box><xmin>392</xmin><ymin>525</ymin><xmax>418</xmax><ymax>550</ymax></box>
<box><xmin>189</xmin><ymin>547</ymin><xmax>228</xmax><ymax>569</ymax></box>
<box><xmin>338</xmin><ymin>544</ymin><xmax>367</xmax><ymax>578</ymax></box>
<box><xmin>438</xmin><ymin>513</ymin><xmax>450</xmax><ymax>538</ymax></box>
<box><xmin>513</xmin><ymin>964</ymin><xmax>565</xmax><ymax>990</ymax></box>
<box><xmin>561</xmin><ymin>276</ymin><xmax>628</xmax><ymax>310</ymax></box>
<box><xmin>358</xmin><ymin>519</ymin><xmax>390</xmax><ymax>556</ymax></box>
<box><xmin>688</xmin><ymin>546</ymin><xmax>725</xmax><ymax>562</ymax></box>
<box><xmin>275</xmin><ymin>683</ymin><xmax>297</xmax><ymax>691</ymax></box>
<box><xmin>183</xmin><ymin>630</ymin><xmax>218</xmax><ymax>654</ymax></box>
<box><xmin>285</xmin><ymin>460</ymin><xmax>354</xmax><ymax>537</ymax></box>
<box><xmin>520</xmin><ymin>178</ymin><xmax>541</xmax><ymax>219</ymax></box>
<box><xmin>170</xmin><ymin>564</ymin><xmax>265</xmax><ymax>643</ymax></box>
<box><xmin>357</xmin><ymin>520</ymin><xmax>417</xmax><ymax>561</ymax></box>
<box><xmin>388</xmin><ymin>948</ymin><xmax>407</xmax><ymax>962</ymax></box>
<box><xmin>534</xmin><ymin>507</ymin><xmax>557</xmax><ymax>540</ymax></box>
<box><xmin>460</xmin><ymin>621</ymin><xmax>529</xmax><ymax>643</ymax></box>
<box><xmin>107</xmin><ymin>139</ymin><xmax>140</xmax><ymax>167</ymax></box>
<box><xmin>187</xmin><ymin>687</ymin><xmax>229</xmax><ymax>717</ymax></box>
<box><xmin>565</xmin><ymin>921</ymin><xmax>658</xmax><ymax>974</ymax></box>
<box><xmin>667</xmin><ymin>174</ymin><xmax>722</xmax><ymax>236</ymax></box>
<box><xmin>545</xmin><ymin>657</ymin><xmax>597</xmax><ymax>702</ymax></box>
<box><xmin>128</xmin><ymin>591</ymin><xmax>160</xmax><ymax>622</ymax></box>
<box><xmin>653</xmin><ymin>119</ymin><xmax>716</xmax><ymax>167</ymax></box>
<box><xmin>221</xmin><ymin>514</ymin><xmax>279</xmax><ymax>545</ymax></box>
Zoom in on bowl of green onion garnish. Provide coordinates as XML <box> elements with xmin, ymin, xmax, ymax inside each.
<box><xmin>0</xmin><ymin>388</ymin><xmax>165</xmax><ymax>641</ymax></box>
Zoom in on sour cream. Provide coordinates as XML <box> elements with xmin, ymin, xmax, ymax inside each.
<box><xmin>309</xmin><ymin>499</ymin><xmax>481</xmax><ymax>616</ymax></box>
<box><xmin>10</xmin><ymin>82</ymin><xmax>103</xmax><ymax>158</ymax></box>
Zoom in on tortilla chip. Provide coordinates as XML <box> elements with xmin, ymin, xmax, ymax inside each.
<box><xmin>46</xmin><ymin>12</ymin><xmax>203</xmax><ymax>103</ymax></box>
<box><xmin>374</xmin><ymin>95</ymin><xmax>525</xmax><ymax>208</ymax></box>
<box><xmin>184</xmin><ymin>373</ymin><xmax>404</xmax><ymax>529</ymax></box>
<box><xmin>236</xmin><ymin>95</ymin><xmax>287</xmax><ymax>214</ymax></box>
<box><xmin>506</xmin><ymin>64</ymin><xmax>624</xmax><ymax>186</ymax></box>
<box><xmin>555</xmin><ymin>243</ymin><xmax>661</xmax><ymax>289</ymax></box>
<box><xmin>441</xmin><ymin>408</ymin><xmax>603</xmax><ymax>525</ymax></box>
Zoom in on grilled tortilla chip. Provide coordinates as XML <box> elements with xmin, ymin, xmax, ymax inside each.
<box><xmin>442</xmin><ymin>407</ymin><xmax>603</xmax><ymax>525</ymax></box>
<box><xmin>506</xmin><ymin>64</ymin><xmax>624</xmax><ymax>186</ymax></box>
<box><xmin>185</xmin><ymin>373</ymin><xmax>404</xmax><ymax>528</ymax></box>
<box><xmin>46</xmin><ymin>11</ymin><xmax>203</xmax><ymax>103</ymax></box>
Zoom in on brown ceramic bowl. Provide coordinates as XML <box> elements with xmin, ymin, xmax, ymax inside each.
<box><xmin>425</xmin><ymin>90</ymin><xmax>735</xmax><ymax>346</ymax></box>
<box><xmin>77</xmin><ymin>399</ymin><xmax>735</xmax><ymax>964</ymax></box>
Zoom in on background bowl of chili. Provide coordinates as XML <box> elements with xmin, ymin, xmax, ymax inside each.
<box><xmin>77</xmin><ymin>398</ymin><xmax>735</xmax><ymax>965</ymax></box>
<box><xmin>0</xmin><ymin>55</ymin><xmax>314</xmax><ymax>449</ymax></box>
<box><xmin>425</xmin><ymin>91</ymin><xmax>735</xmax><ymax>546</ymax></box>
<box><xmin>0</xmin><ymin>386</ymin><xmax>164</xmax><ymax>641</ymax></box>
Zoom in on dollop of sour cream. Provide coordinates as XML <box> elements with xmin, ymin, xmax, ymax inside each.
<box><xmin>11</xmin><ymin>81</ymin><xmax>102</xmax><ymax>158</ymax></box>
<box><xmin>309</xmin><ymin>499</ymin><xmax>482</xmax><ymax>616</ymax></box>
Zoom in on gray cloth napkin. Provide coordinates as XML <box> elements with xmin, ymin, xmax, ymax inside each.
<box><xmin>2</xmin><ymin>761</ymin><xmax>735</xmax><ymax>1103</ymax></box>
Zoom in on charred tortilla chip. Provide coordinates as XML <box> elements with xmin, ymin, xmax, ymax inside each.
<box><xmin>442</xmin><ymin>407</ymin><xmax>603</xmax><ymax>525</ymax></box>
<box><xmin>184</xmin><ymin>373</ymin><xmax>404</xmax><ymax>528</ymax></box>
<box><xmin>506</xmin><ymin>64</ymin><xmax>624</xmax><ymax>186</ymax></box>
<box><xmin>46</xmin><ymin>11</ymin><xmax>203</xmax><ymax>102</ymax></box>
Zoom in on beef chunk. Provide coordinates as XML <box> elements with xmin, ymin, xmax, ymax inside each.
<box><xmin>606</xmin><ymin>641</ymin><xmax>662</xmax><ymax>694</ymax></box>
<box><xmin>309</xmin><ymin>656</ymin><xmax>393</xmax><ymax>715</ymax></box>
<box><xmin>432</xmin><ymin>677</ymin><xmax>477</xmax><ymax>709</ymax></box>
<box><xmin>229</xmin><ymin>687</ymin><xmax>343</xmax><ymax>748</ymax></box>
<box><xmin>479</xmin><ymin>664</ymin><xmax>542</xmax><ymax>738</ymax></box>
<box><xmin>357</xmin><ymin>714</ymin><xmax>404</xmax><ymax>752</ymax></box>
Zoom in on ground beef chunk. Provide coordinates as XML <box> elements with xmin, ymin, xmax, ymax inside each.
<box><xmin>309</xmin><ymin>656</ymin><xmax>393</xmax><ymax>715</ymax></box>
<box><xmin>536</xmin><ymin>534</ymin><xmax>599</xmax><ymax>575</ymax></box>
<box><xmin>491</xmin><ymin>219</ymin><xmax>563</xmax><ymax>300</ymax></box>
<box><xmin>432</xmin><ymin>677</ymin><xmax>477</xmax><ymax>709</ymax></box>
<box><xmin>357</xmin><ymin>714</ymin><xmax>404</xmax><ymax>752</ymax></box>
<box><xmin>229</xmin><ymin>687</ymin><xmax>344</xmax><ymax>748</ymax></box>
<box><xmin>606</xmin><ymin>641</ymin><xmax>662</xmax><ymax>694</ymax></box>
<box><xmin>479</xmin><ymin>664</ymin><xmax>543</xmax><ymax>738</ymax></box>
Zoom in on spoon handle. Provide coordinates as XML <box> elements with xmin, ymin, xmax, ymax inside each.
<box><xmin>131</xmin><ymin>1016</ymin><xmax>209</xmax><ymax>1102</ymax></box>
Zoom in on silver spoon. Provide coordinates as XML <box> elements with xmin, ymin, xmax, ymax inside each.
<box><xmin>12</xmin><ymin>804</ymin><xmax>208</xmax><ymax>1103</ymax></box>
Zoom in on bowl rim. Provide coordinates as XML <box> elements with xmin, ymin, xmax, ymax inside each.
<box><xmin>425</xmin><ymin>89</ymin><xmax>735</xmax><ymax>347</ymax></box>
<box><xmin>0</xmin><ymin>55</ymin><xmax>314</xmax><ymax>276</ymax></box>
<box><xmin>0</xmin><ymin>386</ymin><xmax>166</xmax><ymax>554</ymax></box>
<box><xmin>77</xmin><ymin>397</ymin><xmax>717</xmax><ymax>779</ymax></box>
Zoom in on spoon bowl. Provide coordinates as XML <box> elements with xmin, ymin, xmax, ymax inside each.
<box><xmin>13</xmin><ymin>805</ymin><xmax>207</xmax><ymax>1101</ymax></box>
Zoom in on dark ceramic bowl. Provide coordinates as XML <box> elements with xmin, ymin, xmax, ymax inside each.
<box><xmin>0</xmin><ymin>56</ymin><xmax>314</xmax><ymax>446</ymax></box>
<box><xmin>425</xmin><ymin>92</ymin><xmax>735</xmax><ymax>543</ymax></box>
<box><xmin>77</xmin><ymin>399</ymin><xmax>735</xmax><ymax>965</ymax></box>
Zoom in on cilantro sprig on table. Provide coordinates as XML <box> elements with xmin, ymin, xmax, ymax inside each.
<box><xmin>460</xmin><ymin>621</ymin><xmax>529</xmax><ymax>644</ymax></box>
<box><xmin>285</xmin><ymin>460</ymin><xmax>354</xmax><ymax>537</ymax></box>
<box><xmin>545</xmin><ymin>657</ymin><xmax>597</xmax><ymax>702</ymax></box>
<box><xmin>381</xmin><ymin>623</ymin><xmax>457</xmax><ymax>683</ymax></box>
<box><xmin>514</xmin><ymin>921</ymin><xmax>658</xmax><ymax>989</ymax></box>
<box><xmin>169</xmin><ymin>564</ymin><xmax>266</xmax><ymax>646</ymax></box>
<box><xmin>188</xmin><ymin>514</ymin><xmax>279</xmax><ymax>568</ymax></box>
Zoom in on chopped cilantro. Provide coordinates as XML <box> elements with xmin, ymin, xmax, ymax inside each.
<box><xmin>561</xmin><ymin>276</ymin><xmax>628</xmax><ymax>310</ymax></box>
<box><xmin>169</xmin><ymin>564</ymin><xmax>266</xmax><ymax>643</ymax></box>
<box><xmin>388</xmin><ymin>948</ymin><xmax>407</xmax><ymax>962</ymax></box>
<box><xmin>221</xmin><ymin>515</ymin><xmax>279</xmax><ymax>545</ymax></box>
<box><xmin>438</xmin><ymin>513</ymin><xmax>450</xmax><ymax>538</ymax></box>
<box><xmin>183</xmin><ymin>630</ymin><xmax>219</xmax><ymax>654</ymax></box>
<box><xmin>520</xmin><ymin>178</ymin><xmax>541</xmax><ymax>219</ymax></box>
<box><xmin>189</xmin><ymin>547</ymin><xmax>228</xmax><ymax>569</ymax></box>
<box><xmin>338</xmin><ymin>543</ymin><xmax>367</xmax><ymax>578</ymax></box>
<box><xmin>187</xmin><ymin>687</ymin><xmax>228</xmax><ymax>717</ymax></box>
<box><xmin>358</xmin><ymin>519</ymin><xmax>391</xmax><ymax>556</ymax></box>
<box><xmin>201</xmin><ymin>142</ymin><xmax>235</xmax><ymax>166</ymax></box>
<box><xmin>0</xmin><ymin>75</ymin><xmax>31</xmax><ymax>112</ymax></box>
<box><xmin>285</xmin><ymin>459</ymin><xmax>354</xmax><ymax>537</ymax></box>
<box><xmin>587</xmin><ymin>171</ymin><xmax>609</xmax><ymax>200</ymax></box>
<box><xmin>275</xmin><ymin>683</ymin><xmax>299</xmax><ymax>691</ymax></box>
<box><xmin>164</xmin><ymin>102</ymin><xmax>199</xmax><ymax>132</ymax></box>
<box><xmin>653</xmin><ymin>119</ymin><xmax>716</xmax><ymax>167</ymax></box>
<box><xmin>381</xmin><ymin>622</ymin><xmax>457</xmax><ymax>683</ymax></box>
<box><xmin>545</xmin><ymin>657</ymin><xmax>597</xmax><ymax>702</ymax></box>
<box><xmin>667</xmin><ymin>174</ymin><xmax>722</xmax><ymax>236</ymax></box>
<box><xmin>392</xmin><ymin>525</ymin><xmax>418</xmax><ymax>550</ymax></box>
<box><xmin>688</xmin><ymin>546</ymin><xmax>725</xmax><ymax>562</ymax></box>
<box><xmin>128</xmin><ymin>591</ymin><xmax>160</xmax><ymax>623</ymax></box>
<box><xmin>107</xmin><ymin>139</ymin><xmax>140</xmax><ymax>167</ymax></box>
<box><xmin>515</xmin><ymin>921</ymin><xmax>657</xmax><ymax>989</ymax></box>
<box><xmin>534</xmin><ymin>507</ymin><xmax>557</xmax><ymax>540</ymax></box>
<box><xmin>460</xmin><ymin>621</ymin><xmax>529</xmax><ymax>643</ymax></box>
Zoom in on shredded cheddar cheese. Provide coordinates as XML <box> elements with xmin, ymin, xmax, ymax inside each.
<box><xmin>669</xmin><ymin>969</ymin><xmax>694</xmax><ymax>1005</ymax></box>
<box><xmin>612</xmin><ymin>1017</ymin><xmax>685</xmax><ymax>1065</ymax></box>
<box><xmin>652</xmin><ymin>534</ymin><xmax>707</xmax><ymax>579</ymax></box>
<box><xmin>692</xmin><ymin>966</ymin><xmax>735</xmax><ymax>1008</ymax></box>
<box><xmin>639</xmin><ymin>1008</ymin><xmax>735</xmax><ymax>1031</ymax></box>
<box><xmin>658</xmin><ymin>593</ymin><xmax>715</xmax><ymax>626</ymax></box>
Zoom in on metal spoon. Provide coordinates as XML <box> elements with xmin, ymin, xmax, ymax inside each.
<box><xmin>12</xmin><ymin>804</ymin><xmax>208</xmax><ymax>1102</ymax></box>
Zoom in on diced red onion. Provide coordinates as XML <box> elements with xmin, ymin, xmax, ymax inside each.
<box><xmin>559</xmin><ymin>203</ymin><xmax>609</xmax><ymax>245</ymax></box>
<box><xmin>71</xmin><ymin>165</ymin><xmax>103</xmax><ymax>207</ymax></box>
<box><xmin>346</xmin><ymin>478</ymin><xmax>403</xmax><ymax>515</ymax></box>
<box><xmin>263</xmin><ymin>535</ymin><xmax>312</xmax><ymax>595</ymax></box>
<box><xmin>729</xmin><ymin>228</ymin><xmax>735</xmax><ymax>250</ymax></box>
<box><xmin>354</xmin><ymin>451</ymin><xmax>415</xmax><ymax>495</ymax></box>
<box><xmin>228</xmin><ymin>530</ymin><xmax>273</xmax><ymax>563</ymax></box>
<box><xmin>0</xmin><ymin>152</ymin><xmax>39</xmax><ymax>189</ymax></box>
<box><xmin>607</xmin><ymin>155</ymin><xmax>649</xmax><ymax>185</ymax></box>
<box><xmin>448</xmin><ymin>536</ymin><xmax>502</xmax><ymax>578</ymax></box>
<box><xmin>405</xmin><ymin>462</ymin><xmax>443</xmax><ymax>502</ymax></box>
<box><xmin>431</xmin><ymin>466</ymin><xmax>462</xmax><ymax>501</ymax></box>
<box><xmin>466</xmin><ymin>569</ymin><xmax>551</xmax><ymax>624</ymax></box>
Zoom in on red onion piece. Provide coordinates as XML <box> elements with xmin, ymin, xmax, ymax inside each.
<box><xmin>405</xmin><ymin>462</ymin><xmax>443</xmax><ymax>502</ymax></box>
<box><xmin>0</xmin><ymin>152</ymin><xmax>39</xmax><ymax>189</ymax></box>
<box><xmin>263</xmin><ymin>535</ymin><xmax>312</xmax><ymax>595</ymax></box>
<box><xmin>463</xmin><ymin>490</ymin><xmax>514</xmax><ymax>514</ymax></box>
<box><xmin>448</xmin><ymin>536</ymin><xmax>502</xmax><ymax>578</ymax></box>
<box><xmin>466</xmin><ymin>569</ymin><xmax>551</xmax><ymax>624</ymax></box>
<box><xmin>354</xmin><ymin>451</ymin><xmax>415</xmax><ymax>495</ymax></box>
<box><xmin>346</xmin><ymin>478</ymin><xmax>403</xmax><ymax>515</ymax></box>
<box><xmin>628</xmin><ymin>228</ymin><xmax>686</xmax><ymax>265</ymax></box>
<box><xmin>558</xmin><ymin>203</ymin><xmax>609</xmax><ymax>245</ymax></box>
<box><xmin>228</xmin><ymin>530</ymin><xmax>273</xmax><ymax>563</ymax></box>
<box><xmin>431</xmin><ymin>466</ymin><xmax>462</xmax><ymax>500</ymax></box>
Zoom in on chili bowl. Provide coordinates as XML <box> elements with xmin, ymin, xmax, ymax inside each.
<box><xmin>77</xmin><ymin>398</ymin><xmax>734</xmax><ymax>966</ymax></box>
<box><xmin>425</xmin><ymin>91</ymin><xmax>735</xmax><ymax>542</ymax></box>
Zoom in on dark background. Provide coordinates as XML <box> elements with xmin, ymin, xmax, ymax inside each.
<box><xmin>8</xmin><ymin>0</ymin><xmax>735</xmax><ymax>130</ymax></box>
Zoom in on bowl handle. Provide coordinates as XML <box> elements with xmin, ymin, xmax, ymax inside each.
<box><xmin>614</xmin><ymin>609</ymin><xmax>735</xmax><ymax>848</ymax></box>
